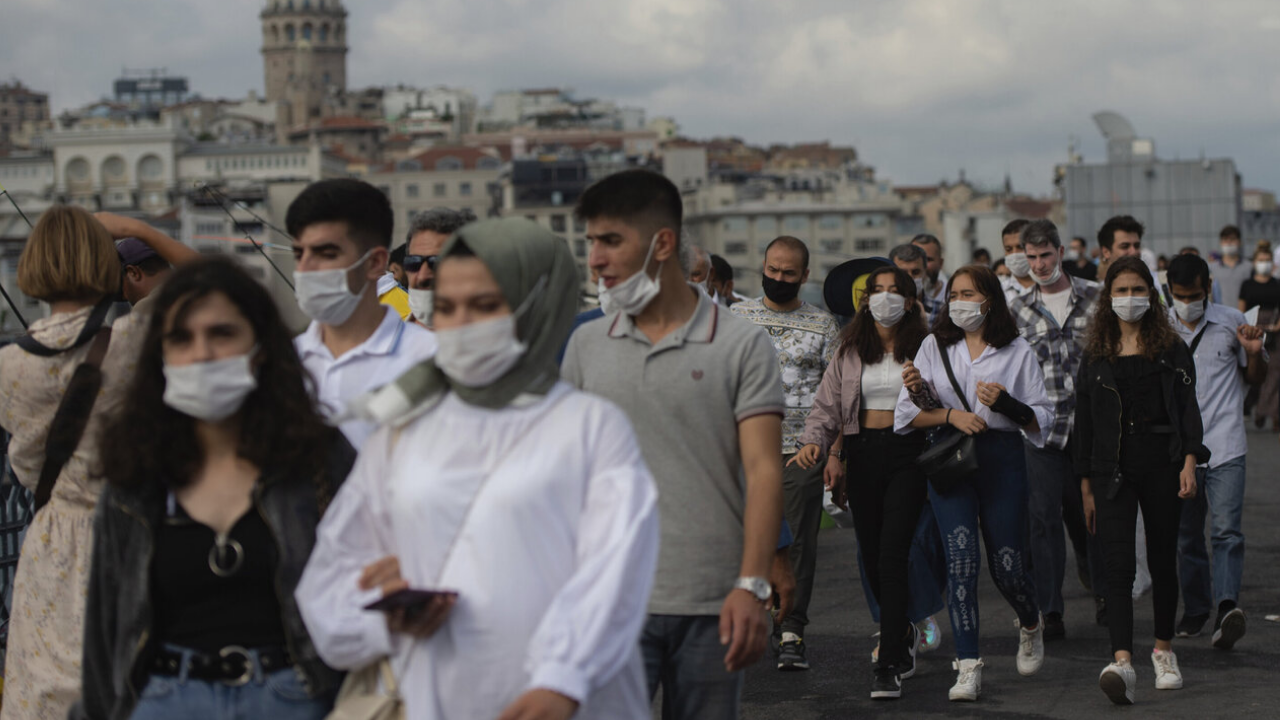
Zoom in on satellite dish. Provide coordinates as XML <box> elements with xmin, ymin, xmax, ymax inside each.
<box><xmin>1093</xmin><ymin>112</ymin><xmax>1136</xmax><ymax>141</ymax></box>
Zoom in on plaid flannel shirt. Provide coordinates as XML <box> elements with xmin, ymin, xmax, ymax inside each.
<box><xmin>1008</xmin><ymin>275</ymin><xmax>1101</xmax><ymax>450</ymax></box>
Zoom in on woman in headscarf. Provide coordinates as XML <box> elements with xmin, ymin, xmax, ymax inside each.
<box><xmin>296</xmin><ymin>218</ymin><xmax>660</xmax><ymax>720</ymax></box>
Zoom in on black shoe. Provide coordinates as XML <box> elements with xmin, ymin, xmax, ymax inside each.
<box><xmin>870</xmin><ymin>666</ymin><xmax>902</xmax><ymax>700</ymax></box>
<box><xmin>777</xmin><ymin>635</ymin><xmax>810</xmax><ymax>671</ymax></box>
<box><xmin>1043</xmin><ymin>612</ymin><xmax>1066</xmax><ymax>641</ymax></box>
<box><xmin>898</xmin><ymin>623</ymin><xmax>919</xmax><ymax>680</ymax></box>
<box><xmin>1213</xmin><ymin>608</ymin><xmax>1247</xmax><ymax>650</ymax></box>
<box><xmin>1095</xmin><ymin>596</ymin><xmax>1109</xmax><ymax>628</ymax></box>
<box><xmin>1176</xmin><ymin>613</ymin><xmax>1210</xmax><ymax>638</ymax></box>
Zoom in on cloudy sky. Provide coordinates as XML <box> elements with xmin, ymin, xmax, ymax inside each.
<box><xmin>6</xmin><ymin>0</ymin><xmax>1280</xmax><ymax>194</ymax></box>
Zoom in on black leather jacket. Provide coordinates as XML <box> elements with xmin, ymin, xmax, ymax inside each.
<box><xmin>70</xmin><ymin>438</ymin><xmax>355</xmax><ymax>720</ymax></box>
<box><xmin>1072</xmin><ymin>341</ymin><xmax>1210</xmax><ymax>499</ymax></box>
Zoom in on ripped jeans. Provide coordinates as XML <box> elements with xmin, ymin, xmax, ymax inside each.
<box><xmin>929</xmin><ymin>430</ymin><xmax>1040</xmax><ymax>660</ymax></box>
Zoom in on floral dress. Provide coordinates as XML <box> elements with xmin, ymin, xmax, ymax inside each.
<box><xmin>0</xmin><ymin>301</ymin><xmax>149</xmax><ymax>720</ymax></box>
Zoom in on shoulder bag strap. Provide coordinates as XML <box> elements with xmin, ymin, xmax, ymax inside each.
<box><xmin>15</xmin><ymin>298</ymin><xmax>113</xmax><ymax>357</ymax></box>
<box><xmin>1188</xmin><ymin>324</ymin><xmax>1210</xmax><ymax>355</ymax></box>
<box><xmin>937</xmin><ymin>342</ymin><xmax>973</xmax><ymax>413</ymax></box>
<box><xmin>32</xmin><ymin>325</ymin><xmax>113</xmax><ymax>512</ymax></box>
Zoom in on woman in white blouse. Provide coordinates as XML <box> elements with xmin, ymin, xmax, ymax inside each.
<box><xmin>896</xmin><ymin>264</ymin><xmax>1053</xmax><ymax>703</ymax></box>
<box><xmin>295</xmin><ymin>218</ymin><xmax>660</xmax><ymax>720</ymax></box>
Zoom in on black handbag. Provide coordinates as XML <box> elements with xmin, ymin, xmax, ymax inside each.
<box><xmin>915</xmin><ymin>344</ymin><xmax>979</xmax><ymax>494</ymax></box>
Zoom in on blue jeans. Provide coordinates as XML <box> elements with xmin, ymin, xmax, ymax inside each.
<box><xmin>1177</xmin><ymin>456</ymin><xmax>1247</xmax><ymax>616</ymax></box>
<box><xmin>130</xmin><ymin>646</ymin><xmax>329</xmax><ymax>720</ymax></box>
<box><xmin>858</xmin><ymin>500</ymin><xmax>947</xmax><ymax>625</ymax></box>
<box><xmin>929</xmin><ymin>431</ymin><xmax>1040</xmax><ymax>660</ymax></box>
<box><xmin>642</xmin><ymin>615</ymin><xmax>741</xmax><ymax>720</ymax></box>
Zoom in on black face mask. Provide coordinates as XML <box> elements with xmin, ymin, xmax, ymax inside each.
<box><xmin>761</xmin><ymin>274</ymin><xmax>801</xmax><ymax>304</ymax></box>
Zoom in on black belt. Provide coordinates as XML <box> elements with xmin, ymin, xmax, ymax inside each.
<box><xmin>149</xmin><ymin>645</ymin><xmax>292</xmax><ymax>686</ymax></box>
<box><xmin>1123</xmin><ymin>421</ymin><xmax>1174</xmax><ymax>436</ymax></box>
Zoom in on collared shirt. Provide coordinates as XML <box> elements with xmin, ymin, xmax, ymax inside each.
<box><xmin>1002</xmin><ymin>275</ymin><xmax>1035</xmax><ymax>304</ymax></box>
<box><xmin>562</xmin><ymin>289</ymin><xmax>784</xmax><ymax>616</ymax></box>
<box><xmin>1170</xmin><ymin>303</ymin><xmax>1261</xmax><ymax>468</ymax></box>
<box><xmin>1009</xmin><ymin>275</ymin><xmax>1102</xmax><ymax>450</ymax></box>
<box><xmin>923</xmin><ymin>272</ymin><xmax>947</xmax><ymax>327</ymax></box>
<box><xmin>894</xmin><ymin>333</ymin><xmax>1054</xmax><ymax>447</ymax></box>
<box><xmin>295</xmin><ymin>306</ymin><xmax>438</xmax><ymax>450</ymax></box>
<box><xmin>730</xmin><ymin>298</ymin><xmax>840</xmax><ymax>452</ymax></box>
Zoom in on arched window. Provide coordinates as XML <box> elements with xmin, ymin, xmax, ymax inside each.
<box><xmin>285</xmin><ymin>24</ymin><xmax>295</xmax><ymax>41</ymax></box>
<box><xmin>137</xmin><ymin>155</ymin><xmax>163</xmax><ymax>182</ymax></box>
<box><xmin>303</xmin><ymin>0</ymin><xmax>311</xmax><ymax>8</ymax></box>
<box><xmin>302</xmin><ymin>23</ymin><xmax>312</xmax><ymax>41</ymax></box>
<box><xmin>435</xmin><ymin>156</ymin><xmax>462</xmax><ymax>171</ymax></box>
<box><xmin>270</xmin><ymin>25</ymin><xmax>279</xmax><ymax>43</ymax></box>
<box><xmin>319</xmin><ymin>24</ymin><xmax>329</xmax><ymax>42</ymax></box>
<box><xmin>65</xmin><ymin>157</ymin><xmax>90</xmax><ymax>184</ymax></box>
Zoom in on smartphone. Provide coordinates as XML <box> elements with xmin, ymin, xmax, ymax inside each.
<box><xmin>363</xmin><ymin>588</ymin><xmax>458</xmax><ymax>612</ymax></box>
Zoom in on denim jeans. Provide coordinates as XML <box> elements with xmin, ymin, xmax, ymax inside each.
<box><xmin>1177</xmin><ymin>456</ymin><xmax>1247</xmax><ymax>616</ymax></box>
<box><xmin>642</xmin><ymin>615</ymin><xmax>741</xmax><ymax>720</ymax></box>
<box><xmin>858</xmin><ymin>500</ymin><xmax>947</xmax><ymax>626</ymax></box>
<box><xmin>929</xmin><ymin>431</ymin><xmax>1040</xmax><ymax>660</ymax></box>
<box><xmin>130</xmin><ymin>646</ymin><xmax>329</xmax><ymax>720</ymax></box>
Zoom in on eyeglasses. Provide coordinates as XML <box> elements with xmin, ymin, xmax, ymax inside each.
<box><xmin>402</xmin><ymin>254</ymin><xmax>438</xmax><ymax>274</ymax></box>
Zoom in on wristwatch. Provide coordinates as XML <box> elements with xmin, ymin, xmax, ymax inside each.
<box><xmin>733</xmin><ymin>576</ymin><xmax>772</xmax><ymax>603</ymax></box>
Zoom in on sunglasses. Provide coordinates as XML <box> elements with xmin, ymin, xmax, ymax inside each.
<box><xmin>402</xmin><ymin>254</ymin><xmax>439</xmax><ymax>274</ymax></box>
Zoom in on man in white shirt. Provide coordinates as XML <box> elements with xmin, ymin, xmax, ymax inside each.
<box><xmin>999</xmin><ymin>219</ymin><xmax>1035</xmax><ymax>302</ymax></box>
<box><xmin>287</xmin><ymin>179</ymin><xmax>438</xmax><ymax>450</ymax></box>
<box><xmin>1166</xmin><ymin>254</ymin><xmax>1266</xmax><ymax>649</ymax></box>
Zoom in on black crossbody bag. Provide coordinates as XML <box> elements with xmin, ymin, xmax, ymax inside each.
<box><xmin>915</xmin><ymin>344</ymin><xmax>979</xmax><ymax>494</ymax></box>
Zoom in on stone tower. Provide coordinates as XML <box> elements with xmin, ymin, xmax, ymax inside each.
<box><xmin>260</xmin><ymin>0</ymin><xmax>348</xmax><ymax>130</ymax></box>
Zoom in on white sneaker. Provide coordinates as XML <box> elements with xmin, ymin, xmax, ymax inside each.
<box><xmin>1151</xmin><ymin>649</ymin><xmax>1183</xmax><ymax>690</ymax></box>
<box><xmin>918</xmin><ymin>616</ymin><xmax>942</xmax><ymax>653</ymax></box>
<box><xmin>1099</xmin><ymin>660</ymin><xmax>1136</xmax><ymax>705</ymax></box>
<box><xmin>1016</xmin><ymin>615</ymin><xmax>1045</xmax><ymax>676</ymax></box>
<box><xmin>949</xmin><ymin>658</ymin><xmax>983</xmax><ymax>701</ymax></box>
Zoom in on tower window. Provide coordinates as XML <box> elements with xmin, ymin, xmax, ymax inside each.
<box><xmin>319</xmin><ymin>24</ymin><xmax>329</xmax><ymax>42</ymax></box>
<box><xmin>302</xmin><ymin>24</ymin><xmax>312</xmax><ymax>40</ymax></box>
<box><xmin>285</xmin><ymin>24</ymin><xmax>295</xmax><ymax>41</ymax></box>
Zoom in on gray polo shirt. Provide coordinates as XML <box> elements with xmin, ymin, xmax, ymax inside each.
<box><xmin>562</xmin><ymin>289</ymin><xmax>785</xmax><ymax>616</ymax></box>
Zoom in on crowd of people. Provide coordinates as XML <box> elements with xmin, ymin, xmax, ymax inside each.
<box><xmin>0</xmin><ymin>167</ymin><xmax>1268</xmax><ymax>719</ymax></box>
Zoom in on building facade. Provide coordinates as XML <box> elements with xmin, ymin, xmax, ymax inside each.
<box><xmin>0</xmin><ymin>81</ymin><xmax>51</xmax><ymax>149</ymax></box>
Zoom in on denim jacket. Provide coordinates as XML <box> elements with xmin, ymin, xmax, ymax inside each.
<box><xmin>70</xmin><ymin>437</ymin><xmax>355</xmax><ymax>720</ymax></box>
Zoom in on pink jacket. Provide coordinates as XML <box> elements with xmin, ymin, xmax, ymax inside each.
<box><xmin>798</xmin><ymin>347</ymin><xmax>862</xmax><ymax>456</ymax></box>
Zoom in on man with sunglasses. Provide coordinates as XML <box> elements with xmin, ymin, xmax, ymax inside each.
<box><xmin>404</xmin><ymin>207</ymin><xmax>479</xmax><ymax>327</ymax></box>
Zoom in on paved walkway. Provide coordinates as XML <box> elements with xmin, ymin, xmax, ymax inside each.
<box><xmin>739</xmin><ymin>426</ymin><xmax>1280</xmax><ymax>718</ymax></box>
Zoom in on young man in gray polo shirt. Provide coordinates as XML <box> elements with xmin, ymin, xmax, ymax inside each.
<box><xmin>562</xmin><ymin>169</ymin><xmax>785</xmax><ymax>719</ymax></box>
<box><xmin>1166</xmin><ymin>254</ymin><xmax>1266</xmax><ymax>648</ymax></box>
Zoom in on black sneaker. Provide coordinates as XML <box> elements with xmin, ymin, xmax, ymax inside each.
<box><xmin>870</xmin><ymin>666</ymin><xmax>902</xmax><ymax>700</ymax></box>
<box><xmin>777</xmin><ymin>634</ymin><xmax>810</xmax><ymax>671</ymax></box>
<box><xmin>1213</xmin><ymin>608</ymin><xmax>1246</xmax><ymax>650</ymax></box>
<box><xmin>1095</xmin><ymin>596</ymin><xmax>1109</xmax><ymax>628</ymax></box>
<box><xmin>898</xmin><ymin>623</ymin><xmax>919</xmax><ymax>680</ymax></box>
<box><xmin>1176</xmin><ymin>613</ymin><xmax>1210</xmax><ymax>638</ymax></box>
<box><xmin>1043</xmin><ymin>612</ymin><xmax>1066</xmax><ymax>641</ymax></box>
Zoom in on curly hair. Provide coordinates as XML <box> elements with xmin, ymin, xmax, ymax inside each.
<box><xmin>99</xmin><ymin>257</ymin><xmax>340</xmax><ymax>494</ymax></box>
<box><xmin>932</xmin><ymin>264</ymin><xmax>1020</xmax><ymax>349</ymax></box>
<box><xmin>1084</xmin><ymin>256</ymin><xmax>1178</xmax><ymax>361</ymax></box>
<box><xmin>837</xmin><ymin>266</ymin><xmax>927</xmax><ymax>364</ymax></box>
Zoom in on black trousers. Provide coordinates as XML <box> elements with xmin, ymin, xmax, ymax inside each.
<box><xmin>1094</xmin><ymin>456</ymin><xmax>1183</xmax><ymax>655</ymax></box>
<box><xmin>846</xmin><ymin>428</ymin><xmax>928</xmax><ymax>669</ymax></box>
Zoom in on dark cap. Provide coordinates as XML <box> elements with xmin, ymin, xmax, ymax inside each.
<box><xmin>116</xmin><ymin>237</ymin><xmax>159</xmax><ymax>266</ymax></box>
<box><xmin>822</xmin><ymin>256</ymin><xmax>891</xmax><ymax>317</ymax></box>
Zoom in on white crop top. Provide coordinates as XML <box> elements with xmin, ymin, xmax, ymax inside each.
<box><xmin>861</xmin><ymin>356</ymin><xmax>905</xmax><ymax>411</ymax></box>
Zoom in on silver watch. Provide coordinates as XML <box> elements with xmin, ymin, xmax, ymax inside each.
<box><xmin>733</xmin><ymin>576</ymin><xmax>772</xmax><ymax>603</ymax></box>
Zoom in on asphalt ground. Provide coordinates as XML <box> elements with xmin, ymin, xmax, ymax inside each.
<box><xmin>737</xmin><ymin>425</ymin><xmax>1280</xmax><ymax>718</ymax></box>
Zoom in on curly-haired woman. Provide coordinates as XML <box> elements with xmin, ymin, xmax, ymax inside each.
<box><xmin>1075</xmin><ymin>256</ymin><xmax>1209</xmax><ymax>705</ymax></box>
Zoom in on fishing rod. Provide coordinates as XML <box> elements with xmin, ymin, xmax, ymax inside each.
<box><xmin>195</xmin><ymin>183</ymin><xmax>294</xmax><ymax>290</ymax></box>
<box><xmin>0</xmin><ymin>182</ymin><xmax>32</xmax><ymax>329</ymax></box>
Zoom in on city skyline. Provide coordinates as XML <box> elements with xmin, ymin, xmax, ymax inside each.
<box><xmin>4</xmin><ymin>0</ymin><xmax>1279</xmax><ymax>197</ymax></box>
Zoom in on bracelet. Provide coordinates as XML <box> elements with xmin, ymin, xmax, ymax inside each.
<box><xmin>946</xmin><ymin>408</ymin><xmax>953</xmax><ymax>425</ymax></box>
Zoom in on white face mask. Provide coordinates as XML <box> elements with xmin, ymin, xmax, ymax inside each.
<box><xmin>949</xmin><ymin>299</ymin><xmax>987</xmax><ymax>332</ymax></box>
<box><xmin>293</xmin><ymin>249</ymin><xmax>373</xmax><ymax>326</ymax></box>
<box><xmin>599</xmin><ymin>232</ymin><xmax>662</xmax><ymax>316</ymax></box>
<box><xmin>914</xmin><ymin>276</ymin><xmax>925</xmax><ymax>296</ymax></box>
<box><xmin>1222</xmin><ymin>243</ymin><xmax>1240</xmax><ymax>257</ymax></box>
<box><xmin>408</xmin><ymin>288</ymin><xmax>433</xmax><ymax>327</ymax></box>
<box><xmin>1033</xmin><ymin>256</ymin><xmax>1063</xmax><ymax>287</ymax></box>
<box><xmin>1173</xmin><ymin>297</ymin><xmax>1206</xmax><ymax>323</ymax></box>
<box><xmin>434</xmin><ymin>275</ymin><xmax>546</xmax><ymax>388</ymax></box>
<box><xmin>163</xmin><ymin>353</ymin><xmax>258</xmax><ymax>423</ymax></box>
<box><xmin>1005</xmin><ymin>253</ymin><xmax>1031</xmax><ymax>278</ymax></box>
<box><xmin>1065</xmin><ymin>249</ymin><xmax>1081</xmax><ymax>262</ymax></box>
<box><xmin>1112</xmin><ymin>296</ymin><xmax>1150</xmax><ymax>323</ymax></box>
<box><xmin>1256</xmin><ymin>261</ymin><xmax>1273</xmax><ymax>276</ymax></box>
<box><xmin>868</xmin><ymin>292</ymin><xmax>907</xmax><ymax>328</ymax></box>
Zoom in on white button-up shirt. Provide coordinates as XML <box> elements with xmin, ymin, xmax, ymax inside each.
<box><xmin>1170</xmin><ymin>302</ymin><xmax>1262</xmax><ymax>468</ymax></box>
<box><xmin>295</xmin><ymin>306</ymin><xmax>438</xmax><ymax>450</ymax></box>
